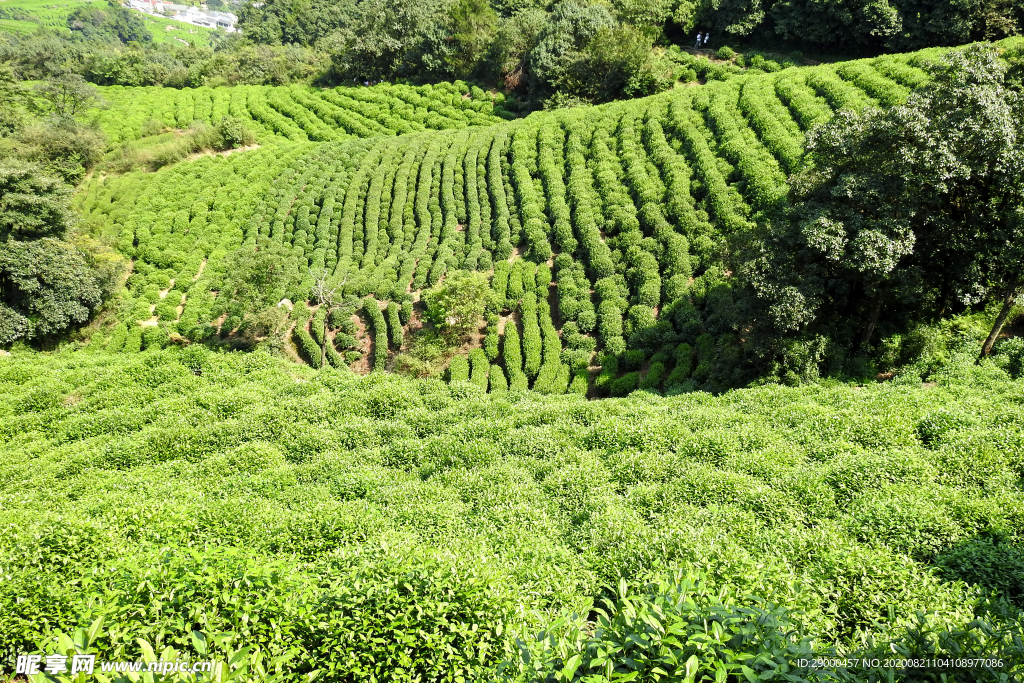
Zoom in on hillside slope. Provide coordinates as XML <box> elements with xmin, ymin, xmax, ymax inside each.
<box><xmin>92</xmin><ymin>81</ymin><xmax>515</xmax><ymax>145</ymax></box>
<box><xmin>0</xmin><ymin>0</ymin><xmax>217</xmax><ymax>45</ymax></box>
<box><xmin>74</xmin><ymin>39</ymin><xmax>1020</xmax><ymax>394</ymax></box>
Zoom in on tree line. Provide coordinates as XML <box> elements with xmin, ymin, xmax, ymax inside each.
<box><xmin>1</xmin><ymin>0</ymin><xmax>1021</xmax><ymax>109</ymax></box>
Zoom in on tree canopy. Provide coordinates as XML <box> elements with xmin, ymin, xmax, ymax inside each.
<box><xmin>0</xmin><ymin>238</ymin><xmax>103</xmax><ymax>344</ymax></box>
<box><xmin>66</xmin><ymin>1</ymin><xmax>152</xmax><ymax>45</ymax></box>
<box><xmin>0</xmin><ymin>162</ymin><xmax>114</xmax><ymax>345</ymax></box>
<box><xmin>750</xmin><ymin>44</ymin><xmax>1024</xmax><ymax>359</ymax></box>
<box><xmin>220</xmin><ymin>242</ymin><xmax>304</xmax><ymax>318</ymax></box>
<box><xmin>0</xmin><ymin>160</ymin><xmax>75</xmax><ymax>242</ymax></box>
<box><xmin>424</xmin><ymin>270</ymin><xmax>491</xmax><ymax>340</ymax></box>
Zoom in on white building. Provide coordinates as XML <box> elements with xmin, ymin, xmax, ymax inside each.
<box><xmin>128</xmin><ymin>0</ymin><xmax>238</xmax><ymax>33</ymax></box>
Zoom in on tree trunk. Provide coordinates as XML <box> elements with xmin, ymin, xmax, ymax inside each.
<box><xmin>979</xmin><ymin>279</ymin><xmax>1021</xmax><ymax>360</ymax></box>
<box><xmin>860</xmin><ymin>296</ymin><xmax>883</xmax><ymax>347</ymax></box>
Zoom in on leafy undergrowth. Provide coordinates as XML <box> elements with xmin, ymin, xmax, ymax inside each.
<box><xmin>1</xmin><ymin>347</ymin><xmax>1022</xmax><ymax>681</ymax></box>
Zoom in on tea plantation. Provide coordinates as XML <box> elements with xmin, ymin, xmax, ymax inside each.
<box><xmin>1</xmin><ymin>345</ymin><xmax>1022</xmax><ymax>681</ymax></box>
<box><xmin>76</xmin><ymin>41</ymin><xmax>1015</xmax><ymax>397</ymax></box>
<box><xmin>4</xmin><ymin>25</ymin><xmax>1024</xmax><ymax>681</ymax></box>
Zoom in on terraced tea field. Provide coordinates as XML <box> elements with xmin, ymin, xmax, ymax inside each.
<box><xmin>93</xmin><ymin>81</ymin><xmax>515</xmax><ymax>145</ymax></box>
<box><xmin>75</xmin><ymin>44</ymin><xmax>969</xmax><ymax>396</ymax></box>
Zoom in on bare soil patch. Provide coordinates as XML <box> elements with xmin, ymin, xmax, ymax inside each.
<box><xmin>349</xmin><ymin>311</ymin><xmax>372</xmax><ymax>374</ymax></box>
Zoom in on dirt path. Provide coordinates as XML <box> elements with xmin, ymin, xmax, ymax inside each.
<box><xmin>349</xmin><ymin>311</ymin><xmax>372</xmax><ymax>374</ymax></box>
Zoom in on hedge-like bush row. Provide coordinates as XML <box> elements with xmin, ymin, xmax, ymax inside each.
<box><xmin>805</xmin><ymin>67</ymin><xmax>878</xmax><ymax>113</ymax></box>
<box><xmin>469</xmin><ymin>349</ymin><xmax>489</xmax><ymax>389</ymax></box>
<box><xmin>871</xmin><ymin>56</ymin><xmax>930</xmax><ymax>89</ymax></box>
<box><xmin>774</xmin><ymin>71</ymin><xmax>834</xmax><ymax>131</ymax></box>
<box><xmin>93</xmin><ymin>82</ymin><xmax>509</xmax><ymax>147</ymax></box>
<box><xmin>447</xmin><ymin>354</ymin><xmax>470</xmax><ymax>382</ymax></box>
<box><xmin>488</xmin><ymin>363</ymin><xmax>508</xmax><ymax>393</ymax></box>
<box><xmin>834</xmin><ymin>61</ymin><xmax>911</xmax><ymax>108</ymax></box>
<box><xmin>666</xmin><ymin>94</ymin><xmax>753</xmax><ymax>234</ymax></box>
<box><xmin>694</xmin><ymin>82</ymin><xmax>788</xmax><ymax>210</ymax></box>
<box><xmin>293</xmin><ymin>314</ymin><xmax>323</xmax><ymax>369</ymax></box>
<box><xmin>533</xmin><ymin>297</ymin><xmax>568</xmax><ymax>395</ymax></box>
<box><xmin>484</xmin><ymin>314</ymin><xmax>500</xmax><ymax>362</ymax></box>
<box><xmin>520</xmin><ymin>292</ymin><xmax>543</xmax><ymax>381</ymax></box>
<box><xmin>386</xmin><ymin>302</ymin><xmax>404</xmax><ymax>350</ymax></box>
<box><xmin>501</xmin><ymin>324</ymin><xmax>528</xmax><ymax>391</ymax></box>
<box><xmin>737</xmin><ymin>76</ymin><xmax>805</xmax><ymax>175</ymax></box>
<box><xmin>537</xmin><ymin>123</ymin><xmax>577</xmax><ymax>255</ymax></box>
<box><xmin>510</xmin><ymin>126</ymin><xmax>552</xmax><ymax>262</ymax></box>
<box><xmin>363</xmin><ymin>298</ymin><xmax>388</xmax><ymax>372</ymax></box>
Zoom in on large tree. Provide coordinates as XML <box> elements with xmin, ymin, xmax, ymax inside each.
<box><xmin>32</xmin><ymin>73</ymin><xmax>102</xmax><ymax>118</ymax></box>
<box><xmin>219</xmin><ymin>241</ymin><xmax>303</xmax><ymax>317</ymax></box>
<box><xmin>749</xmin><ymin>44</ymin><xmax>1024</xmax><ymax>358</ymax></box>
<box><xmin>423</xmin><ymin>270</ymin><xmax>490</xmax><ymax>341</ymax></box>
<box><xmin>0</xmin><ymin>161</ymin><xmax>106</xmax><ymax>344</ymax></box>
<box><xmin>0</xmin><ymin>160</ymin><xmax>75</xmax><ymax>242</ymax></box>
<box><xmin>0</xmin><ymin>238</ymin><xmax>102</xmax><ymax>344</ymax></box>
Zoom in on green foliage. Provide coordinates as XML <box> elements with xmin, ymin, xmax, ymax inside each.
<box><xmin>751</xmin><ymin>44</ymin><xmax>1024</xmax><ymax>368</ymax></box>
<box><xmin>363</xmin><ymin>298</ymin><xmax>388</xmax><ymax>371</ymax></box>
<box><xmin>0</xmin><ymin>160</ymin><xmax>75</xmax><ymax>242</ymax></box>
<box><xmin>218</xmin><ymin>243</ymin><xmax>302</xmax><ymax>321</ymax></box>
<box><xmin>14</xmin><ymin>116</ymin><xmax>107</xmax><ymax>184</ymax></box>
<box><xmin>504</xmin><ymin>570</ymin><xmax>828</xmax><ymax>682</ymax></box>
<box><xmin>447</xmin><ymin>353</ymin><xmax>470</xmax><ymax>382</ymax></box>
<box><xmin>469</xmin><ymin>347</ymin><xmax>490</xmax><ymax>389</ymax></box>
<box><xmin>424</xmin><ymin>270</ymin><xmax>490</xmax><ymax>341</ymax></box>
<box><xmin>386</xmin><ymin>302</ymin><xmax>404</xmax><ymax>350</ymax></box>
<box><xmin>32</xmin><ymin>73</ymin><xmax>104</xmax><ymax>119</ymax></box>
<box><xmin>0</xmin><ymin>161</ymin><xmax>111</xmax><ymax>344</ymax></box>
<box><xmin>66</xmin><ymin>1</ymin><xmax>151</xmax><ymax>44</ymax></box>
<box><xmin>0</xmin><ymin>238</ymin><xmax>102</xmax><ymax>343</ymax></box>
<box><xmin>60</xmin><ymin>38</ymin><xmax>1024</xmax><ymax>394</ymax></box>
<box><xmin>0</xmin><ymin>349</ymin><xmax>1023</xmax><ymax>679</ymax></box>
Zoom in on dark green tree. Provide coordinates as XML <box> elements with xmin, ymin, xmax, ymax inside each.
<box><xmin>770</xmin><ymin>0</ymin><xmax>901</xmax><ymax>49</ymax></box>
<box><xmin>317</xmin><ymin>0</ymin><xmax>452</xmax><ymax>81</ymax></box>
<box><xmin>0</xmin><ymin>161</ymin><xmax>106</xmax><ymax>344</ymax></box>
<box><xmin>0</xmin><ymin>160</ymin><xmax>75</xmax><ymax>242</ymax></box>
<box><xmin>448</xmin><ymin>0</ymin><xmax>499</xmax><ymax>77</ymax></box>
<box><xmin>66</xmin><ymin>1</ymin><xmax>152</xmax><ymax>44</ymax></box>
<box><xmin>0</xmin><ymin>238</ymin><xmax>102</xmax><ymax>344</ymax></box>
<box><xmin>528</xmin><ymin>0</ymin><xmax>615</xmax><ymax>94</ymax></box>
<box><xmin>749</xmin><ymin>44</ymin><xmax>1024</xmax><ymax>361</ymax></box>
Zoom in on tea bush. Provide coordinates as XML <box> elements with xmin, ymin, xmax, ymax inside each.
<box><xmin>2</xmin><ymin>348</ymin><xmax>1021</xmax><ymax>679</ymax></box>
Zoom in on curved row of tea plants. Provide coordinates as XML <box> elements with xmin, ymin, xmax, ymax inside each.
<box><xmin>92</xmin><ymin>81</ymin><xmax>514</xmax><ymax>145</ymax></box>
